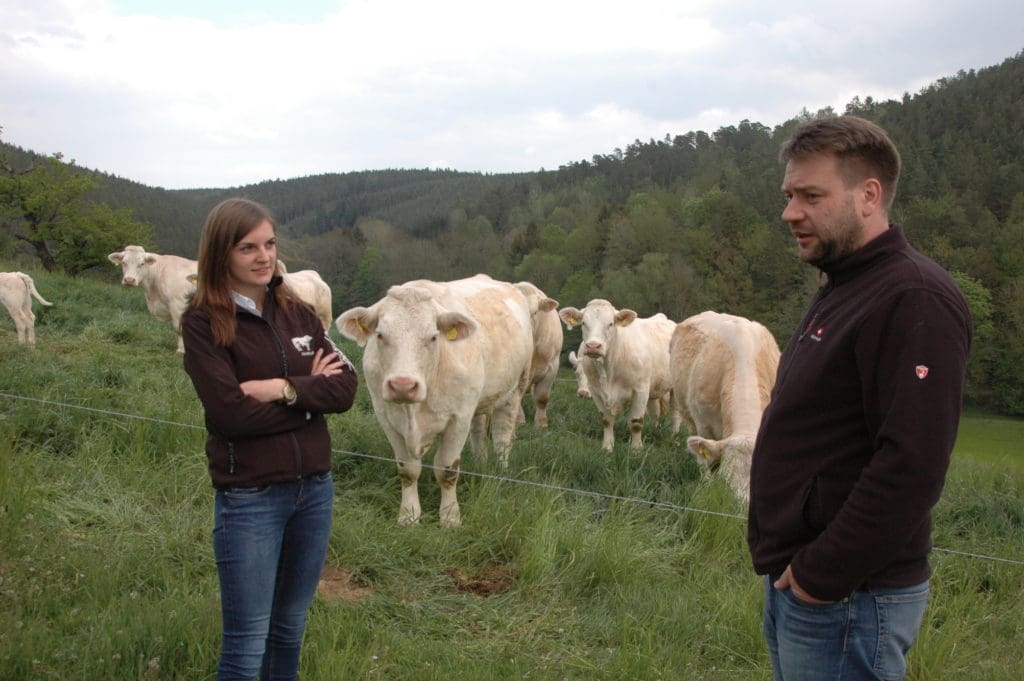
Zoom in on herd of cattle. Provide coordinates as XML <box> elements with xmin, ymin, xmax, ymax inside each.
<box><xmin>3</xmin><ymin>247</ymin><xmax>781</xmax><ymax>526</ymax></box>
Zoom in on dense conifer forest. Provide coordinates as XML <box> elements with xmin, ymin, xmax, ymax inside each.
<box><xmin>2</xmin><ymin>51</ymin><xmax>1023</xmax><ymax>413</ymax></box>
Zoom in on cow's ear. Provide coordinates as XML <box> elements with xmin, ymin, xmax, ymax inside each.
<box><xmin>539</xmin><ymin>297</ymin><xmax>558</xmax><ymax>313</ymax></box>
<box><xmin>108</xmin><ymin>252</ymin><xmax>124</xmax><ymax>265</ymax></box>
<box><xmin>438</xmin><ymin>312</ymin><xmax>477</xmax><ymax>341</ymax></box>
<box><xmin>336</xmin><ymin>307</ymin><xmax>377</xmax><ymax>346</ymax></box>
<box><xmin>144</xmin><ymin>254</ymin><xmax>159</xmax><ymax>265</ymax></box>
<box><xmin>615</xmin><ymin>309</ymin><xmax>638</xmax><ymax>327</ymax></box>
<box><xmin>686</xmin><ymin>436</ymin><xmax>724</xmax><ymax>467</ymax></box>
<box><xmin>186</xmin><ymin>273</ymin><xmax>198</xmax><ymax>286</ymax></box>
<box><xmin>558</xmin><ymin>307</ymin><xmax>582</xmax><ymax>329</ymax></box>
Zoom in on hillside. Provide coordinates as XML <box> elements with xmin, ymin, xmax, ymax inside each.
<box><xmin>3</xmin><ymin>50</ymin><xmax>1023</xmax><ymax>413</ymax></box>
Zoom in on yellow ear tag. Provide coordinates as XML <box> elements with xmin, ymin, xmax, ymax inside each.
<box><xmin>357</xmin><ymin>320</ymin><xmax>367</xmax><ymax>333</ymax></box>
<box><xmin>446</xmin><ymin>327</ymin><xmax>459</xmax><ymax>341</ymax></box>
<box><xmin>699</xmin><ymin>444</ymin><xmax>712</xmax><ymax>460</ymax></box>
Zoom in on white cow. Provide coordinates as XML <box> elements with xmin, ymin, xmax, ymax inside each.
<box><xmin>513</xmin><ymin>281</ymin><xmax>563</xmax><ymax>428</ymax></box>
<box><xmin>108</xmin><ymin>245</ymin><xmax>197</xmax><ymax>353</ymax></box>
<box><xmin>669</xmin><ymin>311</ymin><xmax>780</xmax><ymax>502</ymax></box>
<box><xmin>0</xmin><ymin>272</ymin><xmax>52</xmax><ymax>347</ymax></box>
<box><xmin>276</xmin><ymin>262</ymin><xmax>333</xmax><ymax>331</ymax></box>
<box><xmin>336</xmin><ymin>274</ymin><xmax>533</xmax><ymax>527</ymax></box>
<box><xmin>559</xmin><ymin>299</ymin><xmax>677</xmax><ymax>451</ymax></box>
<box><xmin>567</xmin><ymin>346</ymin><xmax>591</xmax><ymax>398</ymax></box>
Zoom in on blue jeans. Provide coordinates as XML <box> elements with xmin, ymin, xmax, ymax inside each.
<box><xmin>763</xmin><ymin>575</ymin><xmax>929</xmax><ymax>681</ymax></box>
<box><xmin>213</xmin><ymin>472</ymin><xmax>334</xmax><ymax>681</ymax></box>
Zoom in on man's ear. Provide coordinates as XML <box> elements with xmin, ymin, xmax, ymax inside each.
<box><xmin>859</xmin><ymin>177</ymin><xmax>884</xmax><ymax>217</ymax></box>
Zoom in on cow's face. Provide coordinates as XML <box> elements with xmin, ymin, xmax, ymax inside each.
<box><xmin>576</xmin><ymin>300</ymin><xmax>637</xmax><ymax>358</ymax></box>
<box><xmin>108</xmin><ymin>246</ymin><xmax>156</xmax><ymax>287</ymax></box>
<box><xmin>338</xmin><ymin>285</ymin><xmax>476</xmax><ymax>403</ymax></box>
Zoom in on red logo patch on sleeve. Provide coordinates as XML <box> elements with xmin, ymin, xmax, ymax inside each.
<box><xmin>915</xmin><ymin>365</ymin><xmax>929</xmax><ymax>380</ymax></box>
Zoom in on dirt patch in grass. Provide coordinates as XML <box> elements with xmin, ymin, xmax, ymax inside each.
<box><xmin>444</xmin><ymin>564</ymin><xmax>514</xmax><ymax>597</ymax></box>
<box><xmin>317</xmin><ymin>564</ymin><xmax>374</xmax><ymax>604</ymax></box>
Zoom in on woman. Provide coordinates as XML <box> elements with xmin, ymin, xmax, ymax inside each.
<box><xmin>182</xmin><ymin>197</ymin><xmax>358</xmax><ymax>680</ymax></box>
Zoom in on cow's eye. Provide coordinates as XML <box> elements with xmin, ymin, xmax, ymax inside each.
<box><xmin>429</xmin><ymin>334</ymin><xmax>438</xmax><ymax>343</ymax></box>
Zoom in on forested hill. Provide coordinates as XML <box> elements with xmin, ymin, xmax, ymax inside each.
<box><xmin>2</xmin><ymin>50</ymin><xmax>1023</xmax><ymax>413</ymax></box>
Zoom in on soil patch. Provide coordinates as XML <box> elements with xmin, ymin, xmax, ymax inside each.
<box><xmin>317</xmin><ymin>564</ymin><xmax>374</xmax><ymax>604</ymax></box>
<box><xmin>444</xmin><ymin>564</ymin><xmax>514</xmax><ymax>597</ymax></box>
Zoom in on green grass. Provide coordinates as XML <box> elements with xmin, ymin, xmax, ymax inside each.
<box><xmin>1</xmin><ymin>266</ymin><xmax>1022</xmax><ymax>680</ymax></box>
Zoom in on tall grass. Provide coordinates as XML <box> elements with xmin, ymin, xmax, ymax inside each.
<box><xmin>1</xmin><ymin>267</ymin><xmax>1022</xmax><ymax>680</ymax></box>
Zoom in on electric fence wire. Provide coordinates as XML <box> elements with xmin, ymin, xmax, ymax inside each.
<box><xmin>1</xmin><ymin>390</ymin><xmax>1022</xmax><ymax>567</ymax></box>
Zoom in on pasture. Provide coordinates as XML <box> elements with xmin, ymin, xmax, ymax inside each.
<box><xmin>1</xmin><ymin>269</ymin><xmax>1022</xmax><ymax>680</ymax></box>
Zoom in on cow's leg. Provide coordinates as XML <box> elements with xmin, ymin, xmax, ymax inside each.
<box><xmin>532</xmin><ymin>369</ymin><xmax>556</xmax><ymax>428</ymax></box>
<box><xmin>469</xmin><ymin>412</ymin><xmax>489</xmax><ymax>458</ymax></box>
<box><xmin>434</xmin><ymin>421</ymin><xmax>471</xmax><ymax>528</ymax></box>
<box><xmin>490</xmin><ymin>394</ymin><xmax>520</xmax><ymax>468</ymax></box>
<box><xmin>627</xmin><ymin>389</ymin><xmax>650</xmax><ymax>449</ymax></box>
<box><xmin>172</xmin><ymin>311</ymin><xmax>186</xmax><ymax>354</ymax></box>
<box><xmin>13</xmin><ymin>310</ymin><xmax>29</xmax><ymax>345</ymax></box>
<box><xmin>381</xmin><ymin>427</ymin><xmax>422</xmax><ymax>526</ymax></box>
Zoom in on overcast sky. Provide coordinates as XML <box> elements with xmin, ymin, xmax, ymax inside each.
<box><xmin>2</xmin><ymin>1</ymin><xmax>1021</xmax><ymax>190</ymax></box>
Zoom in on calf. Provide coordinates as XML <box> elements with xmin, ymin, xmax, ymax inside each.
<box><xmin>0</xmin><ymin>272</ymin><xmax>52</xmax><ymax>347</ymax></box>
<box><xmin>559</xmin><ymin>299</ymin><xmax>677</xmax><ymax>451</ymax></box>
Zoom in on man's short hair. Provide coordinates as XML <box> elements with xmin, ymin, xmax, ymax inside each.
<box><xmin>780</xmin><ymin>115</ymin><xmax>902</xmax><ymax>210</ymax></box>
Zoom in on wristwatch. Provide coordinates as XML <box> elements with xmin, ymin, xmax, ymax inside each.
<box><xmin>281</xmin><ymin>380</ymin><xmax>297</xmax><ymax>403</ymax></box>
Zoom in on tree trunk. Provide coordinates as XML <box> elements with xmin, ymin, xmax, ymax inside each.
<box><xmin>14</xmin><ymin>234</ymin><xmax>58</xmax><ymax>271</ymax></box>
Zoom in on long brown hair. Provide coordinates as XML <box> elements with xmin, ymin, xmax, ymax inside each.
<box><xmin>190</xmin><ymin>198</ymin><xmax>296</xmax><ymax>346</ymax></box>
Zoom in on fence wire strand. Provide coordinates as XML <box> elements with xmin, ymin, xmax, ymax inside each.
<box><xmin>1</xmin><ymin>390</ymin><xmax>1021</xmax><ymax>567</ymax></box>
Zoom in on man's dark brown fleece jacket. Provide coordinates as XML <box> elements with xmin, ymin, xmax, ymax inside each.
<box><xmin>748</xmin><ymin>225</ymin><xmax>972</xmax><ymax>601</ymax></box>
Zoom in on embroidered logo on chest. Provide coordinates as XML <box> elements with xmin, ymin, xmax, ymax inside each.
<box><xmin>915</xmin><ymin>365</ymin><xmax>929</xmax><ymax>380</ymax></box>
<box><xmin>292</xmin><ymin>335</ymin><xmax>314</xmax><ymax>354</ymax></box>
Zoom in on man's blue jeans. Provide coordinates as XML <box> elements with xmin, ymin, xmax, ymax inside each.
<box><xmin>763</xmin><ymin>575</ymin><xmax>929</xmax><ymax>681</ymax></box>
<box><xmin>213</xmin><ymin>472</ymin><xmax>334</xmax><ymax>681</ymax></box>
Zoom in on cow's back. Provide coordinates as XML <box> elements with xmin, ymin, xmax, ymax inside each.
<box><xmin>671</xmin><ymin>311</ymin><xmax>779</xmax><ymax>439</ymax></box>
<box><xmin>449</xmin><ymin>276</ymin><xmax>533</xmax><ymax>411</ymax></box>
<box><xmin>147</xmin><ymin>254</ymin><xmax>198</xmax><ymax>317</ymax></box>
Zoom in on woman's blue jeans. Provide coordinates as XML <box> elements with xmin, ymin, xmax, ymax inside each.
<box><xmin>763</xmin><ymin>575</ymin><xmax>929</xmax><ymax>681</ymax></box>
<box><xmin>213</xmin><ymin>472</ymin><xmax>334</xmax><ymax>681</ymax></box>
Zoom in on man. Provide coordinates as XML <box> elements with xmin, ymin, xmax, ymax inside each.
<box><xmin>747</xmin><ymin>116</ymin><xmax>972</xmax><ymax>681</ymax></box>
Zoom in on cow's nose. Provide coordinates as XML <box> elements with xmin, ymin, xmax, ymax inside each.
<box><xmin>123</xmin><ymin>277</ymin><xmax>136</xmax><ymax>286</ymax></box>
<box><xmin>386</xmin><ymin>377</ymin><xmax>420</xmax><ymax>402</ymax></box>
<box><xmin>584</xmin><ymin>340</ymin><xmax>603</xmax><ymax>353</ymax></box>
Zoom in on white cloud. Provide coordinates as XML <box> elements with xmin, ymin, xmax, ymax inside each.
<box><xmin>1</xmin><ymin>0</ymin><xmax>1022</xmax><ymax>188</ymax></box>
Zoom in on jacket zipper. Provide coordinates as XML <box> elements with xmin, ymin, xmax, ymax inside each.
<box><xmin>228</xmin><ymin>441</ymin><xmax>236</xmax><ymax>475</ymax></box>
<box><xmin>264</xmin><ymin>306</ymin><xmax>303</xmax><ymax>479</ymax></box>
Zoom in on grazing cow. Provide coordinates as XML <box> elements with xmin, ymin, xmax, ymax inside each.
<box><xmin>513</xmin><ymin>281</ymin><xmax>563</xmax><ymax>427</ymax></box>
<box><xmin>559</xmin><ymin>299</ymin><xmax>677</xmax><ymax>451</ymax></box>
<box><xmin>567</xmin><ymin>346</ymin><xmax>591</xmax><ymax>398</ymax></box>
<box><xmin>276</xmin><ymin>262</ymin><xmax>333</xmax><ymax>331</ymax></box>
<box><xmin>0</xmin><ymin>272</ymin><xmax>52</xmax><ymax>347</ymax></box>
<box><xmin>108</xmin><ymin>245</ymin><xmax>197</xmax><ymax>353</ymax></box>
<box><xmin>336</xmin><ymin>274</ymin><xmax>533</xmax><ymax>527</ymax></box>
<box><xmin>669</xmin><ymin>311</ymin><xmax>780</xmax><ymax>502</ymax></box>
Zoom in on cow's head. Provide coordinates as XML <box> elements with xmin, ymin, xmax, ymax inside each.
<box><xmin>108</xmin><ymin>245</ymin><xmax>156</xmax><ymax>287</ymax></box>
<box><xmin>336</xmin><ymin>284</ymin><xmax>477</xmax><ymax>403</ymax></box>
<box><xmin>560</xmin><ymin>299</ymin><xmax>636</xmax><ymax>359</ymax></box>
